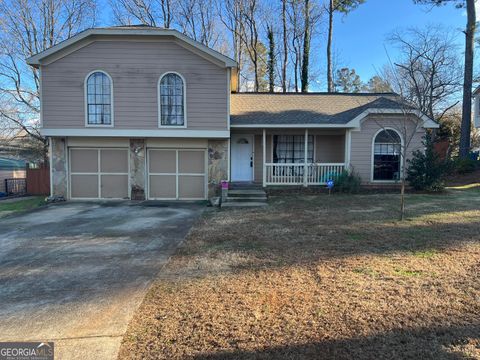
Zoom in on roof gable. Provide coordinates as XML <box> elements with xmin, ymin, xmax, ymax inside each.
<box><xmin>27</xmin><ymin>27</ymin><xmax>237</xmax><ymax>68</ymax></box>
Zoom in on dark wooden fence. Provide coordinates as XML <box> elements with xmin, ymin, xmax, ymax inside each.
<box><xmin>26</xmin><ymin>165</ymin><xmax>50</xmax><ymax>195</ymax></box>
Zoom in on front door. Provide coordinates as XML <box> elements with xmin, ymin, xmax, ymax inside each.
<box><xmin>231</xmin><ymin>134</ymin><xmax>254</xmax><ymax>181</ymax></box>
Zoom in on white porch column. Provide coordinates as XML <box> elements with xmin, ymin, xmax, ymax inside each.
<box><xmin>262</xmin><ymin>129</ymin><xmax>266</xmax><ymax>187</ymax></box>
<box><xmin>303</xmin><ymin>128</ymin><xmax>308</xmax><ymax>187</ymax></box>
<box><xmin>344</xmin><ymin>129</ymin><xmax>352</xmax><ymax>171</ymax></box>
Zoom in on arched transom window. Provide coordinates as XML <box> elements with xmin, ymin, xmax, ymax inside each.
<box><xmin>373</xmin><ymin>129</ymin><xmax>402</xmax><ymax>181</ymax></box>
<box><xmin>86</xmin><ymin>71</ymin><xmax>112</xmax><ymax>126</ymax></box>
<box><xmin>159</xmin><ymin>73</ymin><xmax>185</xmax><ymax>126</ymax></box>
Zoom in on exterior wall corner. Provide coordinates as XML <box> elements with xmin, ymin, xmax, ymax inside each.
<box><xmin>207</xmin><ymin>139</ymin><xmax>228</xmax><ymax>198</ymax></box>
<box><xmin>50</xmin><ymin>137</ymin><xmax>68</xmax><ymax>198</ymax></box>
<box><xmin>129</xmin><ymin>139</ymin><xmax>146</xmax><ymax>200</ymax></box>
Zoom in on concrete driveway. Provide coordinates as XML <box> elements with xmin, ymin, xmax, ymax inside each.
<box><xmin>0</xmin><ymin>202</ymin><xmax>203</xmax><ymax>359</ymax></box>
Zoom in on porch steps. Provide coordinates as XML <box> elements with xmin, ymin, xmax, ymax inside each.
<box><xmin>221</xmin><ymin>185</ymin><xmax>268</xmax><ymax>208</ymax></box>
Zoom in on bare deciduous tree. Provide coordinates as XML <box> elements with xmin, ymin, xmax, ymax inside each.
<box><xmin>281</xmin><ymin>0</ymin><xmax>288</xmax><ymax>92</ymax></box>
<box><xmin>300</xmin><ymin>0</ymin><xmax>310</xmax><ymax>92</ymax></box>
<box><xmin>112</xmin><ymin>0</ymin><xmax>173</xmax><ymax>28</ymax></box>
<box><xmin>326</xmin><ymin>0</ymin><xmax>365</xmax><ymax>92</ymax></box>
<box><xmin>373</xmin><ymin>107</ymin><xmax>426</xmax><ymax>221</ymax></box>
<box><xmin>413</xmin><ymin>0</ymin><xmax>476</xmax><ymax>158</ymax></box>
<box><xmin>218</xmin><ymin>0</ymin><xmax>244</xmax><ymax>91</ymax></box>
<box><xmin>386</xmin><ymin>26</ymin><xmax>462</xmax><ymax>122</ymax></box>
<box><xmin>0</xmin><ymin>0</ymin><xmax>96</xmax><ymax>161</ymax></box>
<box><xmin>177</xmin><ymin>0</ymin><xmax>218</xmax><ymax>47</ymax></box>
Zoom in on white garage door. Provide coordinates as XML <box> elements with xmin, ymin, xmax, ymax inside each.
<box><xmin>148</xmin><ymin>149</ymin><xmax>206</xmax><ymax>200</ymax></box>
<box><xmin>69</xmin><ymin>148</ymin><xmax>129</xmax><ymax>199</ymax></box>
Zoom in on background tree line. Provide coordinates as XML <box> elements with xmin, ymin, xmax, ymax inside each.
<box><xmin>0</xmin><ymin>0</ymin><xmax>477</xmax><ymax>161</ymax></box>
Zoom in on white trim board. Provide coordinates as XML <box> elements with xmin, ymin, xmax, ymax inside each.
<box><xmin>41</xmin><ymin>128</ymin><xmax>230</xmax><ymax>138</ymax></box>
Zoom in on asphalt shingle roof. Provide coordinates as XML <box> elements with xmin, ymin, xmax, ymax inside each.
<box><xmin>230</xmin><ymin>93</ymin><xmax>413</xmax><ymax>126</ymax></box>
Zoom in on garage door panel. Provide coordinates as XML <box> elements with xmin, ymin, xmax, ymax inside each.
<box><xmin>101</xmin><ymin>175</ymin><xmax>128</xmax><ymax>198</ymax></box>
<box><xmin>178</xmin><ymin>151</ymin><xmax>205</xmax><ymax>174</ymax></box>
<box><xmin>149</xmin><ymin>150</ymin><xmax>176</xmax><ymax>173</ymax></box>
<box><xmin>70</xmin><ymin>147</ymin><xmax>128</xmax><ymax>199</ymax></box>
<box><xmin>101</xmin><ymin>149</ymin><xmax>128</xmax><ymax>173</ymax></box>
<box><xmin>70</xmin><ymin>149</ymin><xmax>98</xmax><ymax>173</ymax></box>
<box><xmin>149</xmin><ymin>175</ymin><xmax>176</xmax><ymax>199</ymax></box>
<box><xmin>178</xmin><ymin>175</ymin><xmax>205</xmax><ymax>199</ymax></box>
<box><xmin>71</xmin><ymin>175</ymin><xmax>98</xmax><ymax>198</ymax></box>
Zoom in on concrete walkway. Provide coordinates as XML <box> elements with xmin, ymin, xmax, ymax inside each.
<box><xmin>0</xmin><ymin>202</ymin><xmax>203</xmax><ymax>359</ymax></box>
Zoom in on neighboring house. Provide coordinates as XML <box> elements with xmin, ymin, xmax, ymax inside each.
<box><xmin>26</xmin><ymin>26</ymin><xmax>438</xmax><ymax>201</ymax></box>
<box><xmin>0</xmin><ymin>157</ymin><xmax>26</xmax><ymax>194</ymax></box>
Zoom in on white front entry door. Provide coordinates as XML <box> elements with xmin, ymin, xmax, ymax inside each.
<box><xmin>231</xmin><ymin>134</ymin><xmax>254</xmax><ymax>181</ymax></box>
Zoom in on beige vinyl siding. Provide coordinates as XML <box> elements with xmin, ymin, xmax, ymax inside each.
<box><xmin>350</xmin><ymin>115</ymin><xmax>425</xmax><ymax>183</ymax></box>
<box><xmin>42</xmin><ymin>40</ymin><xmax>228</xmax><ymax>130</ymax></box>
<box><xmin>316</xmin><ymin>135</ymin><xmax>345</xmax><ymax>163</ymax></box>
<box><xmin>253</xmin><ymin>135</ymin><xmax>272</xmax><ymax>182</ymax></box>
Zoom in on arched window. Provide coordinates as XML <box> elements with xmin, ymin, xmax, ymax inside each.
<box><xmin>159</xmin><ymin>73</ymin><xmax>185</xmax><ymax>126</ymax></box>
<box><xmin>373</xmin><ymin>129</ymin><xmax>402</xmax><ymax>181</ymax></box>
<box><xmin>85</xmin><ymin>71</ymin><xmax>112</xmax><ymax>126</ymax></box>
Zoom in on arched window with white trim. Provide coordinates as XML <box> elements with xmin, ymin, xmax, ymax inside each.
<box><xmin>159</xmin><ymin>73</ymin><xmax>185</xmax><ymax>126</ymax></box>
<box><xmin>373</xmin><ymin>129</ymin><xmax>402</xmax><ymax>181</ymax></box>
<box><xmin>85</xmin><ymin>71</ymin><xmax>113</xmax><ymax>126</ymax></box>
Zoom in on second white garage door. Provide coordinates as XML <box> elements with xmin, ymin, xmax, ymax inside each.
<box><xmin>148</xmin><ymin>149</ymin><xmax>206</xmax><ymax>200</ymax></box>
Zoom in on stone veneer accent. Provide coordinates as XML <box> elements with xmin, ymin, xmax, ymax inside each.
<box><xmin>207</xmin><ymin>139</ymin><xmax>229</xmax><ymax>197</ymax></box>
<box><xmin>50</xmin><ymin>137</ymin><xmax>68</xmax><ymax>198</ymax></box>
<box><xmin>130</xmin><ymin>139</ymin><xmax>146</xmax><ymax>200</ymax></box>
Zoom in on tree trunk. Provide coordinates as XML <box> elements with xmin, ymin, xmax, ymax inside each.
<box><xmin>301</xmin><ymin>0</ymin><xmax>310</xmax><ymax>93</ymax></box>
<box><xmin>267</xmin><ymin>25</ymin><xmax>275</xmax><ymax>93</ymax></box>
<box><xmin>327</xmin><ymin>0</ymin><xmax>334</xmax><ymax>92</ymax></box>
<box><xmin>282</xmin><ymin>0</ymin><xmax>287</xmax><ymax>93</ymax></box>
<box><xmin>400</xmin><ymin>150</ymin><xmax>407</xmax><ymax>221</ymax></box>
<box><xmin>459</xmin><ymin>0</ymin><xmax>476</xmax><ymax>158</ymax></box>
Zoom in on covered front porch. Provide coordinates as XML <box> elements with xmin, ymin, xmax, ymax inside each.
<box><xmin>230</xmin><ymin>128</ymin><xmax>351</xmax><ymax>187</ymax></box>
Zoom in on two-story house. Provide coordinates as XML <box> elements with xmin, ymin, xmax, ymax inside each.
<box><xmin>27</xmin><ymin>26</ymin><xmax>438</xmax><ymax>201</ymax></box>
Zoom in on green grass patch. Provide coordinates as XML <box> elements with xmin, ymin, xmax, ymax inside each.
<box><xmin>394</xmin><ymin>268</ymin><xmax>424</xmax><ymax>277</ymax></box>
<box><xmin>412</xmin><ymin>249</ymin><xmax>438</xmax><ymax>259</ymax></box>
<box><xmin>352</xmin><ymin>267</ymin><xmax>378</xmax><ymax>277</ymax></box>
<box><xmin>0</xmin><ymin>196</ymin><xmax>45</xmax><ymax>216</ymax></box>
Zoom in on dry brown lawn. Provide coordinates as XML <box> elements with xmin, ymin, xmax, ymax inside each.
<box><xmin>118</xmin><ymin>188</ymin><xmax>480</xmax><ymax>360</ymax></box>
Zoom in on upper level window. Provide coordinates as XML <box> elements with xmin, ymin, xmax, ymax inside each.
<box><xmin>86</xmin><ymin>71</ymin><xmax>113</xmax><ymax>126</ymax></box>
<box><xmin>159</xmin><ymin>73</ymin><xmax>185</xmax><ymax>127</ymax></box>
<box><xmin>373</xmin><ymin>129</ymin><xmax>402</xmax><ymax>181</ymax></box>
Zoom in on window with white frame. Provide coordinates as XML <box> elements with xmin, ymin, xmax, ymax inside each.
<box><xmin>159</xmin><ymin>73</ymin><xmax>185</xmax><ymax>126</ymax></box>
<box><xmin>373</xmin><ymin>129</ymin><xmax>401</xmax><ymax>181</ymax></box>
<box><xmin>86</xmin><ymin>71</ymin><xmax>112</xmax><ymax>125</ymax></box>
<box><xmin>273</xmin><ymin>135</ymin><xmax>314</xmax><ymax>163</ymax></box>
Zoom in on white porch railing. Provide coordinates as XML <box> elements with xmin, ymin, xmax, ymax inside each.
<box><xmin>265</xmin><ymin>163</ymin><xmax>345</xmax><ymax>186</ymax></box>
